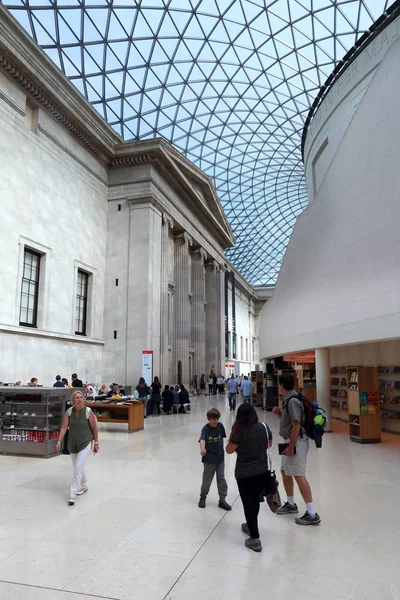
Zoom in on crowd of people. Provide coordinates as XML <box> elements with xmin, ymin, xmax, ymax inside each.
<box><xmin>11</xmin><ymin>366</ymin><xmax>321</xmax><ymax>548</ymax></box>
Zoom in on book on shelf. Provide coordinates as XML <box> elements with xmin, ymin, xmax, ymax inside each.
<box><xmin>348</xmin><ymin>371</ymin><xmax>358</xmax><ymax>383</ymax></box>
<box><xmin>380</xmin><ymin>394</ymin><xmax>400</xmax><ymax>404</ymax></box>
<box><xmin>378</xmin><ymin>366</ymin><xmax>400</xmax><ymax>374</ymax></box>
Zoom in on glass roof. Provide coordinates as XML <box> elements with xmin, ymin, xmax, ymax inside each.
<box><xmin>2</xmin><ymin>0</ymin><xmax>393</xmax><ymax>285</ymax></box>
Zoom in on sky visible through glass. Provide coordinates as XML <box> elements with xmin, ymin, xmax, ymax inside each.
<box><xmin>2</xmin><ymin>0</ymin><xmax>393</xmax><ymax>284</ymax></box>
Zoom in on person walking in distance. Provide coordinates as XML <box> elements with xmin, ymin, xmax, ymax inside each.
<box><xmin>241</xmin><ymin>375</ymin><xmax>252</xmax><ymax>404</ymax></box>
<box><xmin>227</xmin><ymin>374</ymin><xmax>239</xmax><ymax>411</ymax></box>
<box><xmin>198</xmin><ymin>408</ymin><xmax>231</xmax><ymax>511</ymax></box>
<box><xmin>56</xmin><ymin>391</ymin><xmax>99</xmax><ymax>505</ymax></box>
<box><xmin>273</xmin><ymin>374</ymin><xmax>321</xmax><ymax>525</ymax></box>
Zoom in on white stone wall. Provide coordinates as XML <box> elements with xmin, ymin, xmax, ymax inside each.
<box><xmin>226</xmin><ymin>275</ymin><xmax>259</xmax><ymax>376</ymax></box>
<box><xmin>0</xmin><ymin>71</ymin><xmax>107</xmax><ymax>385</ymax></box>
<box><xmin>259</xmin><ymin>33</ymin><xmax>400</xmax><ymax>359</ymax></box>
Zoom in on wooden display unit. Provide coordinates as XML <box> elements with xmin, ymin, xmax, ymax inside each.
<box><xmin>347</xmin><ymin>367</ymin><xmax>381</xmax><ymax>443</ymax></box>
<box><xmin>85</xmin><ymin>401</ymin><xmax>144</xmax><ymax>433</ymax></box>
<box><xmin>330</xmin><ymin>366</ymin><xmax>348</xmax><ymax>422</ymax></box>
<box><xmin>297</xmin><ymin>364</ymin><xmax>316</xmax><ymax>402</ymax></box>
<box><xmin>251</xmin><ymin>371</ymin><xmax>263</xmax><ymax>406</ymax></box>
<box><xmin>378</xmin><ymin>366</ymin><xmax>400</xmax><ymax>434</ymax></box>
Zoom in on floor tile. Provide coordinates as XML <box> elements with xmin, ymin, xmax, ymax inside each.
<box><xmin>0</xmin><ymin>582</ymin><xmax>112</xmax><ymax>600</ymax></box>
<box><xmin>64</xmin><ymin>550</ymin><xmax>184</xmax><ymax>600</ymax></box>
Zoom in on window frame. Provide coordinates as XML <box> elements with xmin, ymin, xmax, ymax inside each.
<box><xmin>19</xmin><ymin>247</ymin><xmax>41</xmax><ymax>328</ymax></box>
<box><xmin>75</xmin><ymin>269</ymin><xmax>89</xmax><ymax>336</ymax></box>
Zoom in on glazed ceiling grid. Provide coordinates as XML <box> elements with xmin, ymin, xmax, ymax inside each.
<box><xmin>2</xmin><ymin>0</ymin><xmax>393</xmax><ymax>284</ymax></box>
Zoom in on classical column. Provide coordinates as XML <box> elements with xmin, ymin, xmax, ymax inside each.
<box><xmin>173</xmin><ymin>232</ymin><xmax>192</xmax><ymax>386</ymax></box>
<box><xmin>160</xmin><ymin>212</ymin><xmax>174</xmax><ymax>386</ymax></box>
<box><xmin>315</xmin><ymin>348</ymin><xmax>332</xmax><ymax>432</ymax></box>
<box><xmin>205</xmin><ymin>259</ymin><xmax>224</xmax><ymax>376</ymax></box>
<box><xmin>191</xmin><ymin>247</ymin><xmax>207</xmax><ymax>381</ymax></box>
<box><xmin>125</xmin><ymin>197</ymin><xmax>162</xmax><ymax>386</ymax></box>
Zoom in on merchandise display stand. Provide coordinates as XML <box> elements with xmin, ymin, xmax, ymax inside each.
<box><xmin>85</xmin><ymin>400</ymin><xmax>144</xmax><ymax>433</ymax></box>
<box><xmin>251</xmin><ymin>371</ymin><xmax>263</xmax><ymax>406</ymax></box>
<box><xmin>297</xmin><ymin>364</ymin><xmax>316</xmax><ymax>402</ymax></box>
<box><xmin>347</xmin><ymin>367</ymin><xmax>381</xmax><ymax>444</ymax></box>
<box><xmin>330</xmin><ymin>367</ymin><xmax>348</xmax><ymax>422</ymax></box>
<box><xmin>0</xmin><ymin>387</ymin><xmax>65</xmax><ymax>458</ymax></box>
<box><xmin>378</xmin><ymin>366</ymin><xmax>400</xmax><ymax>434</ymax></box>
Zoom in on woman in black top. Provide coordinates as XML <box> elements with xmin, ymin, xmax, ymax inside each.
<box><xmin>148</xmin><ymin>376</ymin><xmax>162</xmax><ymax>416</ymax></box>
<box><xmin>136</xmin><ymin>377</ymin><xmax>150</xmax><ymax>418</ymax></box>
<box><xmin>226</xmin><ymin>404</ymin><xmax>271</xmax><ymax>553</ymax></box>
<box><xmin>162</xmin><ymin>385</ymin><xmax>174</xmax><ymax>415</ymax></box>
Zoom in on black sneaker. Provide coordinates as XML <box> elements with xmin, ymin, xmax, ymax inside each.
<box><xmin>198</xmin><ymin>497</ymin><xmax>206</xmax><ymax>508</ymax></box>
<box><xmin>241</xmin><ymin>523</ymin><xmax>251</xmax><ymax>536</ymax></box>
<box><xmin>218</xmin><ymin>500</ymin><xmax>231</xmax><ymax>511</ymax></box>
<box><xmin>295</xmin><ymin>511</ymin><xmax>321</xmax><ymax>526</ymax></box>
<box><xmin>276</xmin><ymin>501</ymin><xmax>298</xmax><ymax>515</ymax></box>
<box><xmin>245</xmin><ymin>537</ymin><xmax>262</xmax><ymax>552</ymax></box>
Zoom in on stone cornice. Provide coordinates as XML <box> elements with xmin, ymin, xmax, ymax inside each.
<box><xmin>0</xmin><ymin>4</ymin><xmax>119</xmax><ymax>162</ymax></box>
<box><xmin>162</xmin><ymin>212</ymin><xmax>174</xmax><ymax>229</ymax></box>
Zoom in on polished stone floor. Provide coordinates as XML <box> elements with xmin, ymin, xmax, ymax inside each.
<box><xmin>0</xmin><ymin>393</ymin><xmax>399</xmax><ymax>600</ymax></box>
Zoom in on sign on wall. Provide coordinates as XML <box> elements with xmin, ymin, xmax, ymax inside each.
<box><xmin>142</xmin><ymin>350</ymin><xmax>153</xmax><ymax>385</ymax></box>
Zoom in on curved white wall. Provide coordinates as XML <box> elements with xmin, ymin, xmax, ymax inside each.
<box><xmin>259</xmin><ymin>24</ymin><xmax>400</xmax><ymax>358</ymax></box>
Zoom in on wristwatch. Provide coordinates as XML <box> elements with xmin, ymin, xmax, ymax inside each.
<box><xmin>94</xmin><ymin>441</ymin><xmax>99</xmax><ymax>445</ymax></box>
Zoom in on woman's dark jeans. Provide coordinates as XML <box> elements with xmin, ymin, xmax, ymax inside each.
<box><xmin>237</xmin><ymin>472</ymin><xmax>266</xmax><ymax>539</ymax></box>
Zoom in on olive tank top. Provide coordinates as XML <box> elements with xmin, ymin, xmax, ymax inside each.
<box><xmin>68</xmin><ymin>407</ymin><xmax>93</xmax><ymax>454</ymax></box>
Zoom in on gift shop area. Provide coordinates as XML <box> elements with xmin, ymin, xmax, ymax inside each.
<box><xmin>0</xmin><ymin>392</ymin><xmax>398</xmax><ymax>600</ymax></box>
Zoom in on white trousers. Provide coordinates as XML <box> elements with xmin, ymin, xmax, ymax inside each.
<box><xmin>70</xmin><ymin>443</ymin><xmax>92</xmax><ymax>496</ymax></box>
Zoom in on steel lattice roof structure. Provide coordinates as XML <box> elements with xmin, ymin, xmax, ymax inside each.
<box><xmin>2</xmin><ymin>0</ymin><xmax>394</xmax><ymax>284</ymax></box>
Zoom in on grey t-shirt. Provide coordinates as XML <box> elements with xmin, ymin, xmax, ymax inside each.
<box><xmin>279</xmin><ymin>391</ymin><xmax>304</xmax><ymax>439</ymax></box>
<box><xmin>230</xmin><ymin>421</ymin><xmax>268</xmax><ymax>480</ymax></box>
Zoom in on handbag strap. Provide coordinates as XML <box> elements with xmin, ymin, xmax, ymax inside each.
<box><xmin>261</xmin><ymin>422</ymin><xmax>273</xmax><ymax>471</ymax></box>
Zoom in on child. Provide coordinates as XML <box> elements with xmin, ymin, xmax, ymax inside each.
<box><xmin>198</xmin><ymin>408</ymin><xmax>231</xmax><ymax>511</ymax></box>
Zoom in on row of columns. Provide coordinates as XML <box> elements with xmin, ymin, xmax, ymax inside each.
<box><xmin>161</xmin><ymin>212</ymin><xmax>224</xmax><ymax>386</ymax></box>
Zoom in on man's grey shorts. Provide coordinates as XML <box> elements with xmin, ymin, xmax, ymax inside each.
<box><xmin>280</xmin><ymin>437</ymin><xmax>309</xmax><ymax>477</ymax></box>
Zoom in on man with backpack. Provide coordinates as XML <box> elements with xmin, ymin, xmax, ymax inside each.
<box><xmin>272</xmin><ymin>374</ymin><xmax>321</xmax><ymax>526</ymax></box>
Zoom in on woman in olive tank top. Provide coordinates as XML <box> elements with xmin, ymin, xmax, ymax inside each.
<box><xmin>57</xmin><ymin>391</ymin><xmax>99</xmax><ymax>505</ymax></box>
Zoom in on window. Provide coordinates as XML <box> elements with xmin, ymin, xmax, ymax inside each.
<box><xmin>245</xmin><ymin>338</ymin><xmax>249</xmax><ymax>362</ymax></box>
<box><xmin>75</xmin><ymin>269</ymin><xmax>88</xmax><ymax>335</ymax></box>
<box><xmin>20</xmin><ymin>248</ymin><xmax>41</xmax><ymax>327</ymax></box>
<box><xmin>240</xmin><ymin>336</ymin><xmax>243</xmax><ymax>360</ymax></box>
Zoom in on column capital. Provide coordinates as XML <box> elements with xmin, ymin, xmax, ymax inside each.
<box><xmin>174</xmin><ymin>231</ymin><xmax>193</xmax><ymax>246</ymax></box>
<box><xmin>191</xmin><ymin>247</ymin><xmax>208</xmax><ymax>261</ymax></box>
<box><xmin>205</xmin><ymin>258</ymin><xmax>222</xmax><ymax>272</ymax></box>
<box><xmin>162</xmin><ymin>212</ymin><xmax>174</xmax><ymax>229</ymax></box>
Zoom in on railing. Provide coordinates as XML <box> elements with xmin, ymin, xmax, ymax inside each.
<box><xmin>301</xmin><ymin>0</ymin><xmax>400</xmax><ymax>162</ymax></box>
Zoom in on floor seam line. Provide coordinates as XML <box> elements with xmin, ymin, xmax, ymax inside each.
<box><xmin>0</xmin><ymin>579</ymin><xmax>119</xmax><ymax>600</ymax></box>
<box><xmin>161</xmin><ymin>493</ymin><xmax>241</xmax><ymax>600</ymax></box>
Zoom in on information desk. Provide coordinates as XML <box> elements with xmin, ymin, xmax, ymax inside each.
<box><xmin>85</xmin><ymin>401</ymin><xmax>144</xmax><ymax>433</ymax></box>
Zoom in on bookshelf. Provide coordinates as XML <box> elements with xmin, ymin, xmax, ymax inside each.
<box><xmin>251</xmin><ymin>371</ymin><xmax>263</xmax><ymax>407</ymax></box>
<box><xmin>347</xmin><ymin>367</ymin><xmax>381</xmax><ymax>444</ymax></box>
<box><xmin>297</xmin><ymin>365</ymin><xmax>316</xmax><ymax>402</ymax></box>
<box><xmin>378</xmin><ymin>366</ymin><xmax>400</xmax><ymax>434</ymax></box>
<box><xmin>330</xmin><ymin>366</ymin><xmax>348</xmax><ymax>422</ymax></box>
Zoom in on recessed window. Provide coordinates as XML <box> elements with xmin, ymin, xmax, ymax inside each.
<box><xmin>75</xmin><ymin>269</ymin><xmax>89</xmax><ymax>336</ymax></box>
<box><xmin>20</xmin><ymin>248</ymin><xmax>40</xmax><ymax>327</ymax></box>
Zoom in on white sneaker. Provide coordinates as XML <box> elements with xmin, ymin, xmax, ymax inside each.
<box><xmin>68</xmin><ymin>496</ymin><xmax>75</xmax><ymax>505</ymax></box>
<box><xmin>77</xmin><ymin>486</ymin><xmax>88</xmax><ymax>496</ymax></box>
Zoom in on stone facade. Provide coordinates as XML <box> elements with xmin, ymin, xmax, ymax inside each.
<box><xmin>0</xmin><ymin>5</ymin><xmax>267</xmax><ymax>387</ymax></box>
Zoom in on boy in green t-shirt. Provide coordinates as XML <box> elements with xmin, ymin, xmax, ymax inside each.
<box><xmin>198</xmin><ymin>407</ymin><xmax>231</xmax><ymax>510</ymax></box>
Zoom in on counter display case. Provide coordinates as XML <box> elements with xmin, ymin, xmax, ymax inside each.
<box><xmin>0</xmin><ymin>387</ymin><xmax>67</xmax><ymax>457</ymax></box>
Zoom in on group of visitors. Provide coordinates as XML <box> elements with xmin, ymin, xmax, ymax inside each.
<box><xmin>55</xmin><ymin>369</ymin><xmax>320</xmax><ymax>555</ymax></box>
<box><xmin>136</xmin><ymin>377</ymin><xmax>190</xmax><ymax>417</ymax></box>
<box><xmin>198</xmin><ymin>373</ymin><xmax>320</xmax><ymax>552</ymax></box>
